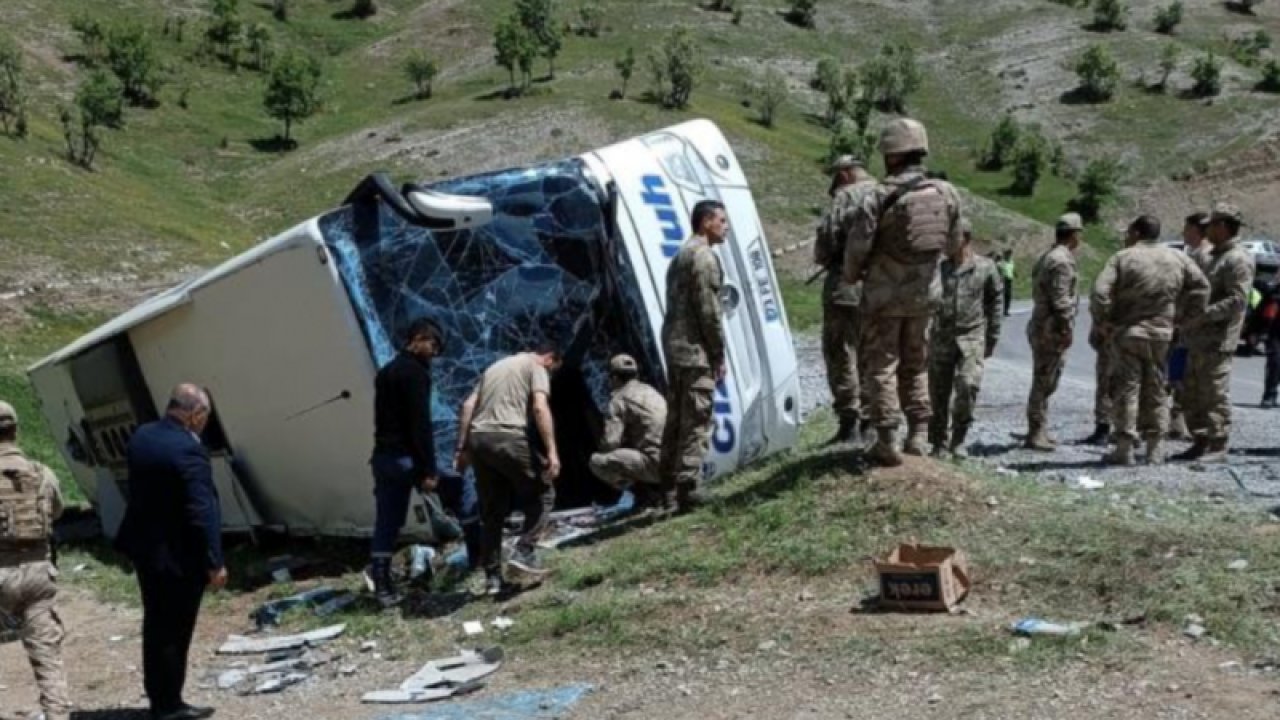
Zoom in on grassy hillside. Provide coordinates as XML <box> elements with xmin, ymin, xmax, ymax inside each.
<box><xmin>2</xmin><ymin>0</ymin><xmax>1279</xmax><ymax>493</ymax></box>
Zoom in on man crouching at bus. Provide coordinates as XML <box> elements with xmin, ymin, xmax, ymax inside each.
<box><xmin>589</xmin><ymin>354</ymin><xmax>667</xmax><ymax>507</ymax></box>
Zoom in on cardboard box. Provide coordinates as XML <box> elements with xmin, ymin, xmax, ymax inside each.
<box><xmin>874</xmin><ymin>544</ymin><xmax>971</xmax><ymax>611</ymax></box>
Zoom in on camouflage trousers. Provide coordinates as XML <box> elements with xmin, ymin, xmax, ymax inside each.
<box><xmin>1026</xmin><ymin>338</ymin><xmax>1068</xmax><ymax>427</ymax></box>
<box><xmin>821</xmin><ymin>301</ymin><xmax>862</xmax><ymax>422</ymax></box>
<box><xmin>590</xmin><ymin>448</ymin><xmax>659</xmax><ymax>490</ymax></box>
<box><xmin>1094</xmin><ymin>341</ymin><xmax>1116</xmax><ymax>426</ymax></box>
<box><xmin>1110</xmin><ymin>336</ymin><xmax>1171</xmax><ymax>441</ymax></box>
<box><xmin>861</xmin><ymin>315</ymin><xmax>932</xmax><ymax>428</ymax></box>
<box><xmin>0</xmin><ymin>561</ymin><xmax>72</xmax><ymax>719</ymax></box>
<box><xmin>659</xmin><ymin>366</ymin><xmax>715</xmax><ymax>492</ymax></box>
<box><xmin>928</xmin><ymin>335</ymin><xmax>986</xmax><ymax>446</ymax></box>
<box><xmin>1184</xmin><ymin>349</ymin><xmax>1235</xmax><ymax>442</ymax></box>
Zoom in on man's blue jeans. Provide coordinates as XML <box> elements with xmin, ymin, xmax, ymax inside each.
<box><xmin>370</xmin><ymin>453</ymin><xmax>416</xmax><ymax>559</ymax></box>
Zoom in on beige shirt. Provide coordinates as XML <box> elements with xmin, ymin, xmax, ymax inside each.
<box><xmin>468</xmin><ymin>354</ymin><xmax>551</xmax><ymax>436</ymax></box>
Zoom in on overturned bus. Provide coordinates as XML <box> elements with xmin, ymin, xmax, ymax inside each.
<box><xmin>27</xmin><ymin>120</ymin><xmax>801</xmax><ymax>539</ymax></box>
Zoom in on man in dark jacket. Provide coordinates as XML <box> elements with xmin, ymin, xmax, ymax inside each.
<box><xmin>367</xmin><ymin>318</ymin><xmax>444</xmax><ymax>606</ymax></box>
<box><xmin>117</xmin><ymin>384</ymin><xmax>224</xmax><ymax>720</ymax></box>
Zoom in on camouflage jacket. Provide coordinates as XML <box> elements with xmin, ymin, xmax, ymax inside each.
<box><xmin>933</xmin><ymin>254</ymin><xmax>1003</xmax><ymax>350</ymax></box>
<box><xmin>1028</xmin><ymin>244</ymin><xmax>1078</xmax><ymax>342</ymax></box>
<box><xmin>662</xmin><ymin>235</ymin><xmax>725</xmax><ymax>369</ymax></box>
<box><xmin>815</xmin><ymin>180</ymin><xmax>876</xmax><ymax>306</ymax></box>
<box><xmin>1090</xmin><ymin>240</ymin><xmax>1209</xmax><ymax>342</ymax></box>
<box><xmin>1184</xmin><ymin>239</ymin><xmax>1255</xmax><ymax>353</ymax></box>
<box><xmin>0</xmin><ymin>442</ymin><xmax>64</xmax><ymax>566</ymax></box>
<box><xmin>601</xmin><ymin>380</ymin><xmax>668</xmax><ymax>465</ymax></box>
<box><xmin>841</xmin><ymin>167</ymin><xmax>964</xmax><ymax>317</ymax></box>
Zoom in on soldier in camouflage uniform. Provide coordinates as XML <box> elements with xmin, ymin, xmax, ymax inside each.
<box><xmin>0</xmin><ymin>400</ymin><xmax>71</xmax><ymax>720</ymax></box>
<box><xmin>1168</xmin><ymin>212</ymin><xmax>1211</xmax><ymax>439</ymax></box>
<box><xmin>928</xmin><ymin>219</ymin><xmax>1002</xmax><ymax>458</ymax></box>
<box><xmin>659</xmin><ymin>200</ymin><xmax>727</xmax><ymax>512</ymax></box>
<box><xmin>1091</xmin><ymin>216</ymin><xmax>1209</xmax><ymax>466</ymax></box>
<box><xmin>590</xmin><ymin>354</ymin><xmax>667</xmax><ymax>503</ymax></box>
<box><xmin>816</xmin><ymin>156</ymin><xmax>877</xmax><ymax>444</ymax></box>
<box><xmin>1081</xmin><ymin>229</ymin><xmax>1144</xmax><ymax>446</ymax></box>
<box><xmin>842</xmin><ymin>118</ymin><xmax>965</xmax><ymax>466</ymax></box>
<box><xmin>1023</xmin><ymin>213</ymin><xmax>1082</xmax><ymax>451</ymax></box>
<box><xmin>1175</xmin><ymin>203</ymin><xmax>1256</xmax><ymax>463</ymax></box>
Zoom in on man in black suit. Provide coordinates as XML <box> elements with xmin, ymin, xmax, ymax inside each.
<box><xmin>117</xmin><ymin>384</ymin><xmax>225</xmax><ymax>720</ymax></box>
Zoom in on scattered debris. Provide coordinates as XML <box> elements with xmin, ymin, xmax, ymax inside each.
<box><xmin>251</xmin><ymin>586</ymin><xmax>356</xmax><ymax>628</ymax></box>
<box><xmin>247</xmin><ymin>672</ymin><xmax>309</xmax><ymax>695</ymax></box>
<box><xmin>217</xmin><ymin>669</ymin><xmax>247</xmax><ymax>690</ymax></box>
<box><xmin>217</xmin><ymin>624</ymin><xmax>346</xmax><ymax>655</ymax></box>
<box><xmin>1011</xmin><ymin>618</ymin><xmax>1089</xmax><ymax>637</ymax></box>
<box><xmin>362</xmin><ymin>647</ymin><xmax>504</xmax><ymax>704</ymax></box>
<box><xmin>874</xmin><ymin>544</ymin><xmax>971</xmax><ymax>612</ymax></box>
<box><xmin>1183</xmin><ymin>619</ymin><xmax>1208</xmax><ymax>640</ymax></box>
<box><xmin>265</xmin><ymin>555</ymin><xmax>310</xmax><ymax>584</ymax></box>
<box><xmin>367</xmin><ymin>682</ymin><xmax>593</xmax><ymax>719</ymax></box>
<box><xmin>462</xmin><ymin>621</ymin><xmax>485</xmax><ymax>636</ymax></box>
<box><xmin>757</xmin><ymin>640</ymin><xmax>777</xmax><ymax>652</ymax></box>
<box><xmin>1075</xmin><ymin>476</ymin><xmax>1105</xmax><ymax>490</ymax></box>
<box><xmin>995</xmin><ymin>467</ymin><xmax>1018</xmax><ymax>477</ymax></box>
<box><xmin>1227</xmin><ymin>559</ymin><xmax>1249</xmax><ymax>572</ymax></box>
<box><xmin>71</xmin><ymin>563</ymin><xmax>88</xmax><ymax>573</ymax></box>
<box><xmin>537</xmin><ymin>491</ymin><xmax>643</xmax><ymax>549</ymax></box>
<box><xmin>985</xmin><ymin>496</ymin><xmax>1000</xmax><ymax>508</ymax></box>
<box><xmin>361</xmin><ymin>640</ymin><xmax>378</xmax><ymax>653</ymax></box>
<box><xmin>491</xmin><ymin>616</ymin><xmax>515</xmax><ymax>630</ymax></box>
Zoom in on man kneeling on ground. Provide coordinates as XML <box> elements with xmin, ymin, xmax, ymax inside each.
<box><xmin>589</xmin><ymin>354</ymin><xmax>667</xmax><ymax>506</ymax></box>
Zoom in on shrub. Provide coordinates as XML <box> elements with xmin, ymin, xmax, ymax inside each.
<box><xmin>751</xmin><ymin>69</ymin><xmax>788</xmax><ymax>128</ymax></box>
<box><xmin>1260</xmin><ymin>59</ymin><xmax>1280</xmax><ymax>92</ymax></box>
<box><xmin>827</xmin><ymin>116</ymin><xmax>874</xmax><ymax>166</ymax></box>
<box><xmin>1070</xmin><ymin>158</ymin><xmax>1122</xmax><ymax>222</ymax></box>
<box><xmin>1154</xmin><ymin>1</ymin><xmax>1183</xmax><ymax>34</ymax></box>
<box><xmin>402</xmin><ymin>51</ymin><xmax>438</xmax><ymax>99</ymax></box>
<box><xmin>1092</xmin><ymin>0</ymin><xmax>1129</xmax><ymax>31</ymax></box>
<box><xmin>494</xmin><ymin>14</ymin><xmax>537</xmax><ymax>92</ymax></box>
<box><xmin>0</xmin><ymin>33</ymin><xmax>28</xmax><ymax>138</ymax></box>
<box><xmin>1190</xmin><ymin>51</ymin><xmax>1222</xmax><ymax>97</ymax></box>
<box><xmin>62</xmin><ymin>69</ymin><xmax>123</xmax><ymax>168</ymax></box>
<box><xmin>787</xmin><ymin>0</ymin><xmax>819</xmax><ymax>29</ymax></box>
<box><xmin>263</xmin><ymin>50</ymin><xmax>323</xmax><ymax>146</ymax></box>
<box><xmin>1074</xmin><ymin>44</ymin><xmax>1120</xmax><ymax>101</ymax></box>
<box><xmin>1156</xmin><ymin>43</ymin><xmax>1179</xmax><ymax>91</ymax></box>
<box><xmin>861</xmin><ymin>42</ymin><xmax>921</xmax><ymax>113</ymax></box>
<box><xmin>1011</xmin><ymin>129</ymin><xmax>1048</xmax><ymax>196</ymax></box>
<box><xmin>105</xmin><ymin>22</ymin><xmax>165</xmax><ymax>105</ymax></box>
<box><xmin>576</xmin><ymin>2</ymin><xmax>604</xmax><ymax>37</ymax></box>
<box><xmin>614</xmin><ymin>47</ymin><xmax>635</xmax><ymax>97</ymax></box>
<box><xmin>71</xmin><ymin>14</ymin><xmax>107</xmax><ymax>64</ymax></box>
<box><xmin>980</xmin><ymin>115</ymin><xmax>1021</xmax><ymax>170</ymax></box>
<box><xmin>648</xmin><ymin>27</ymin><xmax>702</xmax><ymax>109</ymax></box>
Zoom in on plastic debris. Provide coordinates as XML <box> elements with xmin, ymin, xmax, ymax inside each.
<box><xmin>1227</xmin><ymin>559</ymin><xmax>1249</xmax><ymax>572</ymax></box>
<box><xmin>462</xmin><ymin>621</ymin><xmax>485</xmax><ymax>636</ymax></box>
<box><xmin>247</xmin><ymin>672</ymin><xmax>309</xmax><ymax>695</ymax></box>
<box><xmin>218</xmin><ymin>624</ymin><xmax>346</xmax><ymax>655</ymax></box>
<box><xmin>362</xmin><ymin>647</ymin><xmax>504</xmax><ymax>704</ymax></box>
<box><xmin>368</xmin><ymin>683</ymin><xmax>593</xmax><ymax>719</ymax></box>
<box><xmin>361</xmin><ymin>640</ymin><xmax>378</xmax><ymax>653</ymax></box>
<box><xmin>1075</xmin><ymin>476</ymin><xmax>1105</xmax><ymax>490</ymax></box>
<box><xmin>492</xmin><ymin>617</ymin><xmax>515</xmax><ymax>630</ymax></box>
<box><xmin>1010</xmin><ymin>618</ymin><xmax>1089</xmax><ymax>637</ymax></box>
<box><xmin>217</xmin><ymin>669</ymin><xmax>247</xmax><ymax>690</ymax></box>
<box><xmin>250</xmin><ymin>587</ymin><xmax>357</xmax><ymax>628</ymax></box>
<box><xmin>409</xmin><ymin>545</ymin><xmax>436</xmax><ymax>580</ymax></box>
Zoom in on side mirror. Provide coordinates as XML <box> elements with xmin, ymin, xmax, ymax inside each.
<box><xmin>403</xmin><ymin>188</ymin><xmax>494</xmax><ymax>231</ymax></box>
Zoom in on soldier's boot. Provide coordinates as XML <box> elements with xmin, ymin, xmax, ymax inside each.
<box><xmin>1024</xmin><ymin>423</ymin><xmax>1056</xmax><ymax>452</ymax></box>
<box><xmin>858</xmin><ymin>419</ymin><xmax>874</xmax><ymax>447</ymax></box>
<box><xmin>1172</xmin><ymin>437</ymin><xmax>1209</xmax><ymax>462</ymax></box>
<box><xmin>1199</xmin><ymin>438</ymin><xmax>1230</xmax><ymax>463</ymax></box>
<box><xmin>903</xmin><ymin>423</ymin><xmax>929</xmax><ymax>457</ymax></box>
<box><xmin>1168</xmin><ymin>412</ymin><xmax>1189</xmax><ymax>439</ymax></box>
<box><xmin>949</xmin><ymin>425</ymin><xmax>970</xmax><ymax>459</ymax></box>
<box><xmin>827</xmin><ymin>415</ymin><xmax>859</xmax><ymax>446</ymax></box>
<box><xmin>1145</xmin><ymin>437</ymin><xmax>1166</xmax><ymax>466</ymax></box>
<box><xmin>930</xmin><ymin>443</ymin><xmax>951</xmax><ymax>460</ymax></box>
<box><xmin>1081</xmin><ymin>423</ymin><xmax>1111</xmax><ymax>446</ymax></box>
<box><xmin>1103</xmin><ymin>436</ymin><xmax>1135</xmax><ymax>466</ymax></box>
<box><xmin>867</xmin><ymin>427</ymin><xmax>903</xmax><ymax>467</ymax></box>
<box><xmin>674</xmin><ymin>483</ymin><xmax>706</xmax><ymax>515</ymax></box>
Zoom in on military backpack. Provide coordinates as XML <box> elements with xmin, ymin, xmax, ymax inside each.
<box><xmin>0</xmin><ymin>457</ymin><xmax>50</xmax><ymax>549</ymax></box>
<box><xmin>874</xmin><ymin>176</ymin><xmax>952</xmax><ymax>265</ymax></box>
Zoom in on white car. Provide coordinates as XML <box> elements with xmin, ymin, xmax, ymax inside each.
<box><xmin>1241</xmin><ymin>239</ymin><xmax>1280</xmax><ymax>280</ymax></box>
<box><xmin>27</xmin><ymin>120</ymin><xmax>801</xmax><ymax>539</ymax></box>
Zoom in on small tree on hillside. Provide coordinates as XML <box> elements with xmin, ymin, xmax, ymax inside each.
<box><xmin>827</xmin><ymin>116</ymin><xmax>875</xmax><ymax>166</ymax></box>
<box><xmin>614</xmin><ymin>47</ymin><xmax>635</xmax><ymax>98</ymax></box>
<box><xmin>350</xmin><ymin>0</ymin><xmax>378</xmax><ymax>18</ymax></box>
<box><xmin>494</xmin><ymin>14</ymin><xmax>537</xmax><ymax>93</ymax></box>
<box><xmin>1010</xmin><ymin>128</ymin><xmax>1048</xmax><ymax>196</ymax></box>
<box><xmin>822</xmin><ymin>65</ymin><xmax>859</xmax><ymax>127</ymax></box>
<box><xmin>273</xmin><ymin>0</ymin><xmax>289</xmax><ymax>22</ymax></box>
<box><xmin>0</xmin><ymin>34</ymin><xmax>29</xmax><ymax>138</ymax></box>
<box><xmin>648</xmin><ymin>27</ymin><xmax>702</xmax><ymax>109</ymax></box>
<box><xmin>1070</xmin><ymin>157</ymin><xmax>1121</xmax><ymax>222</ymax></box>
<box><xmin>517</xmin><ymin>0</ymin><xmax>562</xmax><ymax>79</ymax></box>
<box><xmin>1154</xmin><ymin>1</ymin><xmax>1183</xmax><ymax>34</ymax></box>
<box><xmin>1092</xmin><ymin>0</ymin><xmax>1128</xmax><ymax>31</ymax></box>
<box><xmin>206</xmin><ymin>0</ymin><xmax>244</xmax><ymax>66</ymax></box>
<box><xmin>402</xmin><ymin>51</ymin><xmax>438</xmax><ymax>99</ymax></box>
<box><xmin>71</xmin><ymin>14</ymin><xmax>107</xmax><ymax>64</ymax></box>
<box><xmin>263</xmin><ymin>50</ymin><xmax>322</xmax><ymax>148</ymax></box>
<box><xmin>787</xmin><ymin>0</ymin><xmax>819</xmax><ymax>29</ymax></box>
<box><xmin>862</xmin><ymin>42</ymin><xmax>921</xmax><ymax>113</ymax></box>
<box><xmin>1190</xmin><ymin>51</ymin><xmax>1222</xmax><ymax>97</ymax></box>
<box><xmin>61</xmin><ymin>69</ymin><xmax>123</xmax><ymax>169</ymax></box>
<box><xmin>1074</xmin><ymin>44</ymin><xmax>1120</xmax><ymax>101</ymax></box>
<box><xmin>576</xmin><ymin>2</ymin><xmax>604</xmax><ymax>37</ymax></box>
<box><xmin>980</xmin><ymin>114</ymin><xmax>1021</xmax><ymax>170</ymax></box>
<box><xmin>1260</xmin><ymin>59</ymin><xmax>1280</xmax><ymax>92</ymax></box>
<box><xmin>751</xmin><ymin>69</ymin><xmax>788</xmax><ymax>128</ymax></box>
<box><xmin>812</xmin><ymin>57</ymin><xmax>838</xmax><ymax>91</ymax></box>
<box><xmin>106</xmin><ymin>22</ymin><xmax>166</xmax><ymax>105</ymax></box>
<box><xmin>245</xmin><ymin>23</ymin><xmax>274</xmax><ymax>71</ymax></box>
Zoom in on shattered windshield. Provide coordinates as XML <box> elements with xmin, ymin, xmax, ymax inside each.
<box><xmin>319</xmin><ymin>160</ymin><xmax>661</xmax><ymax>467</ymax></box>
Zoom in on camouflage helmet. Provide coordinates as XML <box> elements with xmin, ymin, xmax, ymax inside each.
<box><xmin>879</xmin><ymin>118</ymin><xmax>929</xmax><ymax>156</ymax></box>
<box><xmin>0</xmin><ymin>400</ymin><xmax>16</xmax><ymax>429</ymax></box>
<box><xmin>1209</xmin><ymin>201</ymin><xmax>1244</xmax><ymax>225</ymax></box>
<box><xmin>609</xmin><ymin>354</ymin><xmax>638</xmax><ymax>376</ymax></box>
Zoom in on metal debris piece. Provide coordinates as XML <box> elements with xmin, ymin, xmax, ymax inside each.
<box><xmin>362</xmin><ymin>647</ymin><xmax>504</xmax><ymax>704</ymax></box>
<box><xmin>217</xmin><ymin>669</ymin><xmax>247</xmax><ymax>690</ymax></box>
<box><xmin>246</xmin><ymin>671</ymin><xmax>309</xmax><ymax>695</ymax></box>
<box><xmin>462</xmin><ymin>621</ymin><xmax>485</xmax><ymax>636</ymax></box>
<box><xmin>217</xmin><ymin>624</ymin><xmax>346</xmax><ymax>655</ymax></box>
<box><xmin>492</xmin><ymin>616</ymin><xmax>515</xmax><ymax>630</ymax></box>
